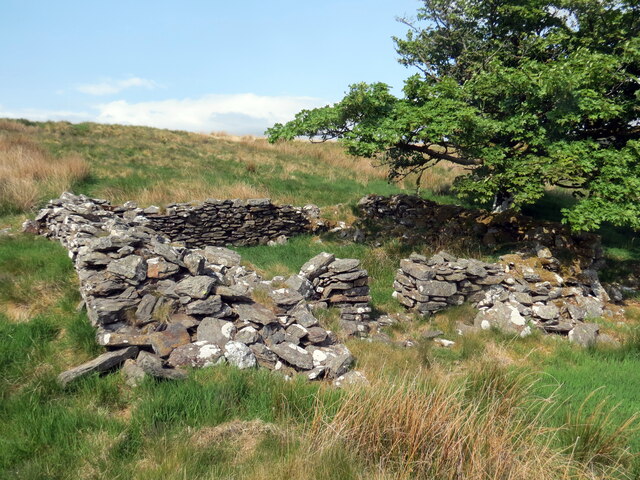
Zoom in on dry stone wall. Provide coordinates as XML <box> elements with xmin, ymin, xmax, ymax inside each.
<box><xmin>26</xmin><ymin>192</ymin><xmax>321</xmax><ymax>251</ymax></box>
<box><xmin>145</xmin><ymin>199</ymin><xmax>319</xmax><ymax>248</ymax></box>
<box><xmin>357</xmin><ymin>194</ymin><xmax>603</xmax><ymax>273</ymax></box>
<box><xmin>298</xmin><ymin>253</ymin><xmax>373</xmax><ymax>337</ymax></box>
<box><xmin>28</xmin><ymin>193</ymin><xmax>357</xmax><ymax>385</ymax></box>
<box><xmin>394</xmin><ymin>251</ymin><xmax>612</xmax><ymax>346</ymax></box>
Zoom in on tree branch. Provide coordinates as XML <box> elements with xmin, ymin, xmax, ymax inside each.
<box><xmin>395</xmin><ymin>143</ymin><xmax>482</xmax><ymax>166</ymax></box>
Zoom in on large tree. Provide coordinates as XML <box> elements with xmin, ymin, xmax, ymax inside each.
<box><xmin>267</xmin><ymin>0</ymin><xmax>640</xmax><ymax>231</ymax></box>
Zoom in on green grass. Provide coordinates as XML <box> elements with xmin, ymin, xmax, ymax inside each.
<box><xmin>537</xmin><ymin>343</ymin><xmax>640</xmax><ymax>473</ymax></box>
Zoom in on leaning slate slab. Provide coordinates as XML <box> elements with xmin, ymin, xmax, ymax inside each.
<box><xmin>57</xmin><ymin>346</ymin><xmax>138</xmax><ymax>386</ymax></box>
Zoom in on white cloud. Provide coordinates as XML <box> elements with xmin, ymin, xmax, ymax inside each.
<box><xmin>0</xmin><ymin>106</ymin><xmax>92</xmax><ymax>121</ymax></box>
<box><xmin>77</xmin><ymin>77</ymin><xmax>159</xmax><ymax>96</ymax></box>
<box><xmin>0</xmin><ymin>93</ymin><xmax>327</xmax><ymax>135</ymax></box>
<box><xmin>94</xmin><ymin>93</ymin><xmax>326</xmax><ymax>134</ymax></box>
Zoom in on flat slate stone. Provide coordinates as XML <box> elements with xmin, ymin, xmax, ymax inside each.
<box><xmin>107</xmin><ymin>255</ymin><xmax>147</xmax><ymax>282</ymax></box>
<box><xmin>328</xmin><ymin>258</ymin><xmax>361</xmax><ymax>273</ymax></box>
<box><xmin>149</xmin><ymin>324</ymin><xmax>191</xmax><ymax>357</ymax></box>
<box><xmin>271</xmin><ymin>342</ymin><xmax>313</xmax><ymax>370</ymax></box>
<box><xmin>300</xmin><ymin>252</ymin><xmax>335</xmax><ymax>280</ymax></box>
<box><xmin>232</xmin><ymin>302</ymin><xmax>278</xmax><ymax>325</ymax></box>
<box><xmin>137</xmin><ymin>351</ymin><xmax>187</xmax><ymax>380</ymax></box>
<box><xmin>185</xmin><ymin>295</ymin><xmax>230</xmax><ymax>316</ymax></box>
<box><xmin>416</xmin><ymin>280</ymin><xmax>457</xmax><ymax>297</ymax></box>
<box><xmin>58</xmin><ymin>346</ymin><xmax>138</xmax><ymax>386</ymax></box>
<box><xmin>400</xmin><ymin>260</ymin><xmax>435</xmax><ymax>281</ymax></box>
<box><xmin>197</xmin><ymin>317</ymin><xmax>237</xmax><ymax>347</ymax></box>
<box><xmin>203</xmin><ymin>246</ymin><xmax>241</xmax><ymax>267</ymax></box>
<box><xmin>147</xmin><ymin>257</ymin><xmax>180</xmax><ymax>279</ymax></box>
<box><xmin>167</xmin><ymin>341</ymin><xmax>225</xmax><ymax>368</ymax></box>
<box><xmin>175</xmin><ymin>276</ymin><xmax>216</xmax><ymax>299</ymax></box>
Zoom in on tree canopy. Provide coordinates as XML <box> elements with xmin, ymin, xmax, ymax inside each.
<box><xmin>267</xmin><ymin>0</ymin><xmax>640</xmax><ymax>231</ymax></box>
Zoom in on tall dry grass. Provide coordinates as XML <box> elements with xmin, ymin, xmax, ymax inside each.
<box><xmin>0</xmin><ymin>133</ymin><xmax>90</xmax><ymax>212</ymax></box>
<box><xmin>306</xmin><ymin>364</ymin><xmax>632</xmax><ymax>480</ymax></box>
<box><xmin>211</xmin><ymin>132</ymin><xmax>390</xmax><ymax>183</ymax></box>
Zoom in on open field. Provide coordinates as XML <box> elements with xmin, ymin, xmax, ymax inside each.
<box><xmin>1</xmin><ymin>119</ymin><xmax>639</xmax><ymax>479</ymax></box>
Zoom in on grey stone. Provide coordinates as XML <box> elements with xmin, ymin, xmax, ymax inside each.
<box><xmin>121</xmin><ymin>359</ymin><xmax>146</xmax><ymax>387</ymax></box>
<box><xmin>235</xmin><ymin>326</ymin><xmax>260</xmax><ymax>345</ymax></box>
<box><xmin>568</xmin><ymin>323</ymin><xmax>600</xmax><ymax>348</ymax></box>
<box><xmin>135</xmin><ymin>294</ymin><xmax>158</xmax><ymax>324</ymax></box>
<box><xmin>285</xmin><ymin>324</ymin><xmax>308</xmax><ymax>343</ymax></box>
<box><xmin>415</xmin><ymin>301</ymin><xmax>448</xmax><ymax>313</ymax></box>
<box><xmin>107</xmin><ymin>255</ymin><xmax>147</xmax><ymax>282</ymax></box>
<box><xmin>86</xmin><ymin>296</ymin><xmax>139</xmax><ymax>326</ymax></box>
<box><xmin>261</xmin><ymin>323</ymin><xmax>285</xmax><ymax>346</ymax></box>
<box><xmin>58</xmin><ymin>346</ymin><xmax>138</xmax><ymax>386</ymax></box>
<box><xmin>285</xmin><ymin>275</ymin><xmax>314</xmax><ymax>299</ymax></box>
<box><xmin>215</xmin><ymin>285</ymin><xmax>252</xmax><ymax>302</ymax></box>
<box><xmin>224</xmin><ymin>341</ymin><xmax>257</xmax><ymax>369</ymax></box>
<box><xmin>175</xmin><ymin>276</ymin><xmax>216</xmax><ymax>299</ymax></box>
<box><xmin>137</xmin><ymin>351</ymin><xmax>187</xmax><ymax>380</ymax></box>
<box><xmin>474</xmin><ymin>302</ymin><xmax>527</xmax><ymax>335</ymax></box>
<box><xmin>203</xmin><ymin>246</ymin><xmax>241</xmax><ymax>267</ymax></box>
<box><xmin>532</xmin><ymin>304</ymin><xmax>560</xmax><ymax>321</ymax></box>
<box><xmin>300</xmin><ymin>252</ymin><xmax>335</xmax><ymax>280</ymax></box>
<box><xmin>168</xmin><ymin>313</ymin><xmax>200</xmax><ymax>329</ymax></box>
<box><xmin>511</xmin><ymin>292</ymin><xmax>533</xmax><ymax>306</ymax></box>
<box><xmin>96</xmin><ymin>329</ymin><xmax>150</xmax><ymax>347</ymax></box>
<box><xmin>197</xmin><ymin>318</ymin><xmax>237</xmax><ymax>346</ymax></box>
<box><xmin>269</xmin><ymin>288</ymin><xmax>304</xmax><ymax>307</ymax></box>
<box><xmin>326</xmin><ymin>352</ymin><xmax>354</xmax><ymax>378</ymax></box>
<box><xmin>149</xmin><ymin>324</ymin><xmax>191</xmax><ymax>357</ymax></box>
<box><xmin>271</xmin><ymin>342</ymin><xmax>313</xmax><ymax>370</ymax></box>
<box><xmin>333</xmin><ymin>370</ymin><xmax>368</xmax><ymax>388</ymax></box>
<box><xmin>167</xmin><ymin>341</ymin><xmax>225</xmax><ymax>368</ymax></box>
<box><xmin>233</xmin><ymin>302</ymin><xmax>278</xmax><ymax>325</ymax></box>
<box><xmin>183</xmin><ymin>252</ymin><xmax>205</xmax><ymax>275</ymax></box>
<box><xmin>307</xmin><ymin>326</ymin><xmax>328</xmax><ymax>344</ymax></box>
<box><xmin>575</xmin><ymin>296</ymin><xmax>604</xmax><ymax>319</ymax></box>
<box><xmin>306</xmin><ymin>366</ymin><xmax>327</xmax><ymax>381</ymax></box>
<box><xmin>146</xmin><ymin>257</ymin><xmax>180</xmax><ymax>279</ymax></box>
<box><xmin>76</xmin><ymin>251</ymin><xmax>111</xmax><ymax>268</ymax></box>
<box><xmin>185</xmin><ymin>296</ymin><xmax>231</xmax><ymax>317</ymax></box>
<box><xmin>81</xmin><ymin>271</ymin><xmax>127</xmax><ymax>296</ymax></box>
<box><xmin>422</xmin><ymin>329</ymin><xmax>444</xmax><ymax>339</ymax></box>
<box><xmin>289</xmin><ymin>304</ymin><xmax>319</xmax><ymax>328</ymax></box>
<box><xmin>328</xmin><ymin>258</ymin><xmax>361</xmax><ymax>273</ymax></box>
<box><xmin>250</xmin><ymin>343</ymin><xmax>279</xmax><ymax>369</ymax></box>
<box><xmin>155</xmin><ymin>279</ymin><xmax>178</xmax><ymax>298</ymax></box>
<box><xmin>542</xmin><ymin>322</ymin><xmax>574</xmax><ymax>334</ymax></box>
<box><xmin>149</xmin><ymin>242</ymin><xmax>183</xmax><ymax>266</ymax></box>
<box><xmin>416</xmin><ymin>280</ymin><xmax>457</xmax><ymax>297</ymax></box>
<box><xmin>400</xmin><ymin>259</ymin><xmax>435</xmax><ymax>281</ymax></box>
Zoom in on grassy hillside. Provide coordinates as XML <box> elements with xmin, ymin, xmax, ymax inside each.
<box><xmin>1</xmin><ymin>119</ymin><xmax>640</xmax><ymax>479</ymax></box>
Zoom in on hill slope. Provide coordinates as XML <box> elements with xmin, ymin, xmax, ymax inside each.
<box><xmin>1</xmin><ymin>119</ymin><xmax>639</xmax><ymax>480</ymax></box>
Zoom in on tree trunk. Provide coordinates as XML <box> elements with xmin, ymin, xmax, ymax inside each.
<box><xmin>491</xmin><ymin>190</ymin><xmax>514</xmax><ymax>213</ymax></box>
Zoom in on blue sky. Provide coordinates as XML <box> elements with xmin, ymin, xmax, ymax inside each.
<box><xmin>0</xmin><ymin>0</ymin><xmax>422</xmax><ymax>134</ymax></box>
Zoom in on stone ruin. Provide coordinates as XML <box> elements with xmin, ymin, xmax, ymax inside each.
<box><xmin>28</xmin><ymin>193</ymin><xmax>371</xmax><ymax>386</ymax></box>
<box><xmin>25</xmin><ymin>190</ymin><xmax>623</xmax><ymax>386</ymax></box>
<box><xmin>299</xmin><ymin>253</ymin><xmax>372</xmax><ymax>337</ymax></box>
<box><xmin>357</xmin><ymin>194</ymin><xmax>604</xmax><ymax>273</ymax></box>
<box><xmin>394</xmin><ymin>250</ymin><xmax>616</xmax><ymax>347</ymax></box>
